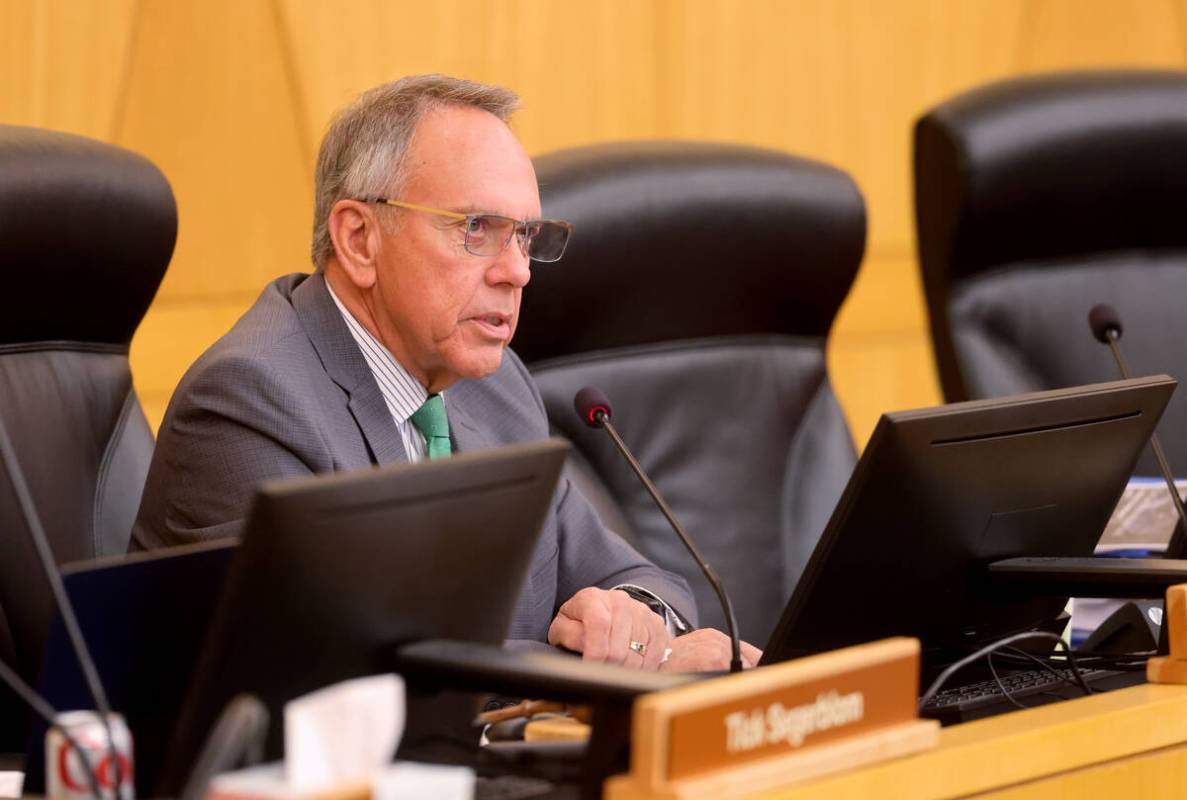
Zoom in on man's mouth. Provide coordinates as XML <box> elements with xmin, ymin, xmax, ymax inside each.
<box><xmin>468</xmin><ymin>313</ymin><xmax>512</xmax><ymax>339</ymax></box>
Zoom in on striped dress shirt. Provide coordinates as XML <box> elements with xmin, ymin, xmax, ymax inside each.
<box><xmin>325</xmin><ymin>281</ymin><xmax>432</xmax><ymax>461</ymax></box>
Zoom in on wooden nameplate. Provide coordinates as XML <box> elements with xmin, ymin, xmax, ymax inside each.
<box><xmin>604</xmin><ymin>637</ymin><xmax>938</xmax><ymax>800</ymax></box>
<box><xmin>1149</xmin><ymin>584</ymin><xmax>1187</xmax><ymax>683</ymax></box>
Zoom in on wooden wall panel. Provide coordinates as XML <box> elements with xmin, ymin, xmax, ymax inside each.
<box><xmin>826</xmin><ymin>1</ymin><xmax>1025</xmax><ymax>444</ymax></box>
<box><xmin>1019</xmin><ymin>0</ymin><xmax>1187</xmax><ymax>72</ymax></box>
<box><xmin>115</xmin><ymin>0</ymin><xmax>311</xmax><ymax>301</ymax></box>
<box><xmin>484</xmin><ymin>2</ymin><xmax>663</xmax><ymax>153</ymax></box>
<box><xmin>277</xmin><ymin>0</ymin><xmax>495</xmax><ymax>150</ymax></box>
<box><xmin>278</xmin><ymin>0</ymin><xmax>662</xmax><ymax>157</ymax></box>
<box><xmin>0</xmin><ymin>2</ymin><xmax>41</xmax><ymax>123</ymax></box>
<box><xmin>835</xmin><ymin>0</ymin><xmax>1024</xmax><ymax>254</ymax></box>
<box><xmin>829</xmin><ymin>255</ymin><xmax>939</xmax><ymax>448</ymax></box>
<box><xmin>655</xmin><ymin>0</ymin><xmax>1023</xmax><ymax>254</ymax></box>
<box><xmin>0</xmin><ymin>0</ymin><xmax>137</xmax><ymax>137</ymax></box>
<box><xmin>829</xmin><ymin>328</ymin><xmax>940</xmax><ymax>447</ymax></box>
<box><xmin>112</xmin><ymin>0</ymin><xmax>314</xmax><ymax>420</ymax></box>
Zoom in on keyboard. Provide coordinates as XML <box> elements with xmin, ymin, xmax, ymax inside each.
<box><xmin>920</xmin><ymin>667</ymin><xmax>1137</xmax><ymax>723</ymax></box>
<box><xmin>475</xmin><ymin>775</ymin><xmax>567</xmax><ymax>800</ymax></box>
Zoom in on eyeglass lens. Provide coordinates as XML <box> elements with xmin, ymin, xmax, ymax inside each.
<box><xmin>525</xmin><ymin>221</ymin><xmax>569</xmax><ymax>263</ymax></box>
<box><xmin>464</xmin><ymin>216</ymin><xmax>569</xmax><ymax>263</ymax></box>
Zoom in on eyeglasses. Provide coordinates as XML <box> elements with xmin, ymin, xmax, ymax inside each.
<box><xmin>365</xmin><ymin>198</ymin><xmax>573</xmax><ymax>263</ymax></box>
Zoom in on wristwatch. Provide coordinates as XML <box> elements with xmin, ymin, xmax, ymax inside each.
<box><xmin>615</xmin><ymin>585</ymin><xmax>691</xmax><ymax>634</ymax></box>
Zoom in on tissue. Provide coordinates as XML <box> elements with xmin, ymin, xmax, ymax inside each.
<box><xmin>283</xmin><ymin>674</ymin><xmax>404</xmax><ymax>792</ymax></box>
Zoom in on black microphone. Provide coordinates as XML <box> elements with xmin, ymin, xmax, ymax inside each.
<box><xmin>574</xmin><ymin>386</ymin><xmax>743</xmax><ymax>673</ymax></box>
<box><xmin>1087</xmin><ymin>303</ymin><xmax>1187</xmax><ymax>557</ymax></box>
<box><xmin>1088</xmin><ymin>304</ymin><xmax>1123</xmax><ymax>348</ymax></box>
<box><xmin>179</xmin><ymin>695</ymin><xmax>269</xmax><ymax>800</ymax></box>
<box><xmin>0</xmin><ymin>414</ymin><xmax>120</xmax><ymax>792</ymax></box>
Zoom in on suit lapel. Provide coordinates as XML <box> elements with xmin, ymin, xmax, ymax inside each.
<box><xmin>347</xmin><ymin>386</ymin><xmax>409</xmax><ymax>466</ymax></box>
<box><xmin>444</xmin><ymin>390</ymin><xmax>493</xmax><ymax>455</ymax></box>
<box><xmin>291</xmin><ymin>272</ymin><xmax>408</xmax><ymax>466</ymax></box>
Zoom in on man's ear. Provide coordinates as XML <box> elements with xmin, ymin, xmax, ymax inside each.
<box><xmin>327</xmin><ymin>200</ymin><xmax>382</xmax><ymax>289</ymax></box>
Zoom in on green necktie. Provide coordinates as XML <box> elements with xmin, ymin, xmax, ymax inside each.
<box><xmin>410</xmin><ymin>394</ymin><xmax>452</xmax><ymax>460</ymax></box>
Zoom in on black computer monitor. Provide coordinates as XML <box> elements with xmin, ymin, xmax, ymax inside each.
<box><xmin>26</xmin><ymin>540</ymin><xmax>237</xmax><ymax>797</ymax></box>
<box><xmin>761</xmin><ymin>376</ymin><xmax>1175</xmax><ymax>676</ymax></box>
<box><xmin>157</xmin><ymin>439</ymin><xmax>569</xmax><ymax>795</ymax></box>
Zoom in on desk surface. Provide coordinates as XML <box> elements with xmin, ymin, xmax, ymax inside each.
<box><xmin>753</xmin><ymin>682</ymin><xmax>1187</xmax><ymax>799</ymax></box>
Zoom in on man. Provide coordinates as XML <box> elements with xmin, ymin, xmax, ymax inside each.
<box><xmin>133</xmin><ymin>74</ymin><xmax>760</xmax><ymax>671</ymax></box>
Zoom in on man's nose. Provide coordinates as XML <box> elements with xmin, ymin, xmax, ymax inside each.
<box><xmin>488</xmin><ymin>238</ymin><xmax>532</xmax><ymax>288</ymax></box>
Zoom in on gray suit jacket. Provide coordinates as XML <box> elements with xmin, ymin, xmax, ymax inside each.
<box><xmin>132</xmin><ymin>272</ymin><xmax>696</xmax><ymax>641</ymax></box>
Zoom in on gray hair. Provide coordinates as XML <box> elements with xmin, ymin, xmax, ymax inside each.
<box><xmin>311</xmin><ymin>74</ymin><xmax>520</xmax><ymax>268</ymax></box>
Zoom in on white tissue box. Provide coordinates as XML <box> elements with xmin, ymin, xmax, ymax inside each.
<box><xmin>207</xmin><ymin>761</ymin><xmax>474</xmax><ymax>800</ymax></box>
<box><xmin>373</xmin><ymin>762</ymin><xmax>475</xmax><ymax>800</ymax></box>
<box><xmin>207</xmin><ymin>763</ymin><xmax>368</xmax><ymax>800</ymax></box>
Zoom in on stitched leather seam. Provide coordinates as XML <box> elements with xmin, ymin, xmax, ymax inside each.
<box><xmin>0</xmin><ymin>340</ymin><xmax>128</xmax><ymax>356</ymax></box>
<box><xmin>92</xmin><ymin>388</ymin><xmax>138</xmax><ymax>556</ymax></box>
<box><xmin>526</xmin><ymin>333</ymin><xmax>825</xmax><ymax>372</ymax></box>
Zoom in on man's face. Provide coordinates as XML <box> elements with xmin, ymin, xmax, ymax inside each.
<box><xmin>368</xmin><ymin>104</ymin><xmax>538</xmax><ymax>392</ymax></box>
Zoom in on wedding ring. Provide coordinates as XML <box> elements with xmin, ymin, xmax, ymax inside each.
<box><xmin>628</xmin><ymin>640</ymin><xmax>647</xmax><ymax>656</ymax></box>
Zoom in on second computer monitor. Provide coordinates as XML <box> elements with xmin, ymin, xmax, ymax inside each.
<box><xmin>763</xmin><ymin>376</ymin><xmax>1175</xmax><ymax>672</ymax></box>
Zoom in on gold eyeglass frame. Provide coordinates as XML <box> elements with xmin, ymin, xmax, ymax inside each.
<box><xmin>365</xmin><ymin>198</ymin><xmax>573</xmax><ymax>263</ymax></box>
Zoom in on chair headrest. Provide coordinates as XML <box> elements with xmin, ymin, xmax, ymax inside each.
<box><xmin>514</xmin><ymin>141</ymin><xmax>865</xmax><ymax>363</ymax></box>
<box><xmin>0</xmin><ymin>125</ymin><xmax>176</xmax><ymax>347</ymax></box>
<box><xmin>915</xmin><ymin>70</ymin><xmax>1187</xmax><ymax>285</ymax></box>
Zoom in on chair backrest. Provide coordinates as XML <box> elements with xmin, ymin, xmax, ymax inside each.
<box><xmin>914</xmin><ymin>70</ymin><xmax>1187</xmax><ymax>474</ymax></box>
<box><xmin>514</xmin><ymin>141</ymin><xmax>863</xmax><ymax>642</ymax></box>
<box><xmin>0</xmin><ymin>125</ymin><xmax>174</xmax><ymax>739</ymax></box>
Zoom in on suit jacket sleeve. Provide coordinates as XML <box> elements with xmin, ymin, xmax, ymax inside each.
<box><xmin>132</xmin><ymin>352</ymin><xmax>326</xmax><ymax>548</ymax></box>
<box><xmin>503</xmin><ymin>352</ymin><xmax>700</xmax><ymax>629</ymax></box>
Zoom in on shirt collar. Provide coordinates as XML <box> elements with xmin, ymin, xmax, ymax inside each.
<box><xmin>324</xmin><ymin>279</ymin><xmax>429</xmax><ymax>425</ymax></box>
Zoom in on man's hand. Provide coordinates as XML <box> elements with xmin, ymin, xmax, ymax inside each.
<box><xmin>548</xmin><ymin>587</ymin><xmax>671</xmax><ymax>670</ymax></box>
<box><xmin>659</xmin><ymin>629</ymin><xmax>763</xmax><ymax>672</ymax></box>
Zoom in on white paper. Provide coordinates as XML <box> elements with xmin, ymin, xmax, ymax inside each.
<box><xmin>0</xmin><ymin>771</ymin><xmax>22</xmax><ymax>799</ymax></box>
<box><xmin>1097</xmin><ymin>477</ymin><xmax>1187</xmax><ymax>552</ymax></box>
<box><xmin>372</xmin><ymin>762</ymin><xmax>474</xmax><ymax>800</ymax></box>
<box><xmin>283</xmin><ymin>674</ymin><xmax>405</xmax><ymax>791</ymax></box>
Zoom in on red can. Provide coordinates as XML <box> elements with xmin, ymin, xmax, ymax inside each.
<box><xmin>46</xmin><ymin>711</ymin><xmax>134</xmax><ymax>800</ymax></box>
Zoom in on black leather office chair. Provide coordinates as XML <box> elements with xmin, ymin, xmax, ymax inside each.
<box><xmin>515</xmin><ymin>141</ymin><xmax>864</xmax><ymax>643</ymax></box>
<box><xmin>0</xmin><ymin>125</ymin><xmax>174</xmax><ymax>746</ymax></box>
<box><xmin>915</xmin><ymin>70</ymin><xmax>1187</xmax><ymax>475</ymax></box>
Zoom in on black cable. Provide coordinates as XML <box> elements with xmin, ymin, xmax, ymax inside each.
<box><xmin>986</xmin><ymin>652</ymin><xmax>1028</xmax><ymax>710</ymax></box>
<box><xmin>1035</xmin><ymin>637</ymin><xmax>1094</xmax><ymax>697</ymax></box>
<box><xmin>919</xmin><ymin>632</ymin><xmax>1092</xmax><ymax>711</ymax></box>
<box><xmin>596</xmin><ymin>413</ymin><xmax>743</xmax><ymax>673</ymax></box>
<box><xmin>1005</xmin><ymin>646</ymin><xmax>1152</xmax><ymax>670</ymax></box>
<box><xmin>1057</xmin><ymin>645</ymin><xmax>1147</xmax><ymax>659</ymax></box>
<box><xmin>0</xmin><ymin>658</ymin><xmax>103</xmax><ymax>798</ymax></box>
<box><xmin>1003</xmin><ymin>646</ymin><xmax>1090</xmax><ymax>692</ymax></box>
<box><xmin>178</xmin><ymin>695</ymin><xmax>268</xmax><ymax>800</ymax></box>
<box><xmin>1103</xmin><ymin>332</ymin><xmax>1187</xmax><ymax>553</ymax></box>
<box><xmin>0</xmin><ymin>416</ymin><xmax>122</xmax><ymax>792</ymax></box>
<box><xmin>1074</xmin><ymin>658</ymin><xmax>1148</xmax><ymax>670</ymax></box>
<box><xmin>992</xmin><ymin>640</ymin><xmax>1101</xmax><ymax>664</ymax></box>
